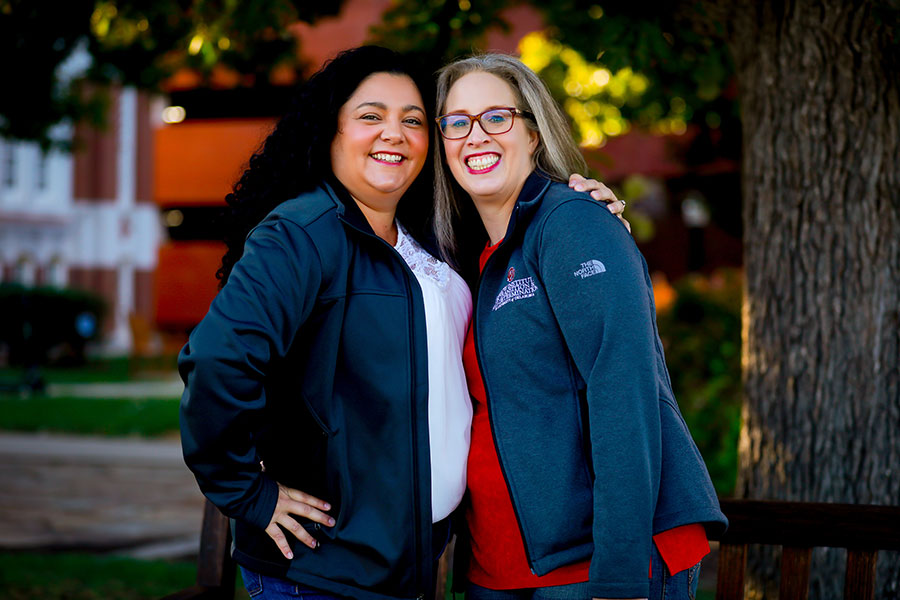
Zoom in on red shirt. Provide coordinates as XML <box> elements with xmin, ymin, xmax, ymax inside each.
<box><xmin>464</xmin><ymin>241</ymin><xmax>709</xmax><ymax>589</ymax></box>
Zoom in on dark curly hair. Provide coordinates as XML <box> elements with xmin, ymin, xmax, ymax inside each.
<box><xmin>217</xmin><ymin>46</ymin><xmax>435</xmax><ymax>286</ymax></box>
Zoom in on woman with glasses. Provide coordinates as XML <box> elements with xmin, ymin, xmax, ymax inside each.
<box><xmin>431</xmin><ymin>54</ymin><xmax>727</xmax><ymax>600</ymax></box>
<box><xmin>179</xmin><ymin>46</ymin><xmax>618</xmax><ymax>600</ymax></box>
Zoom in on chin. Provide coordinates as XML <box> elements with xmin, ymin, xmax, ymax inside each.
<box><xmin>462</xmin><ymin>178</ymin><xmax>503</xmax><ymax>199</ymax></box>
<box><xmin>374</xmin><ymin>181</ymin><xmax>413</xmax><ymax>196</ymax></box>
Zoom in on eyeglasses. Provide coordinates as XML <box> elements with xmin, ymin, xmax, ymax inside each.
<box><xmin>435</xmin><ymin>107</ymin><xmax>534</xmax><ymax>140</ymax></box>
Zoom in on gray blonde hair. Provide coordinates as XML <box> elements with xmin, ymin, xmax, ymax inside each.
<box><xmin>433</xmin><ymin>53</ymin><xmax>587</xmax><ymax>262</ymax></box>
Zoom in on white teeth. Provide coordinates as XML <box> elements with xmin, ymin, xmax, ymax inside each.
<box><xmin>466</xmin><ymin>154</ymin><xmax>499</xmax><ymax>170</ymax></box>
<box><xmin>372</xmin><ymin>153</ymin><xmax>403</xmax><ymax>163</ymax></box>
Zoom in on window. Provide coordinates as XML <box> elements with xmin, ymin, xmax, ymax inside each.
<box><xmin>47</xmin><ymin>256</ymin><xmax>67</xmax><ymax>287</ymax></box>
<box><xmin>3</xmin><ymin>143</ymin><xmax>15</xmax><ymax>188</ymax></box>
<box><xmin>15</xmin><ymin>256</ymin><xmax>36</xmax><ymax>286</ymax></box>
<box><xmin>36</xmin><ymin>151</ymin><xmax>48</xmax><ymax>190</ymax></box>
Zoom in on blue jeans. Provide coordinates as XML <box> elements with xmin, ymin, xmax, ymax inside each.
<box><xmin>239</xmin><ymin>566</ymin><xmax>345</xmax><ymax>599</ymax></box>
<box><xmin>466</xmin><ymin>546</ymin><xmax>701</xmax><ymax>600</ymax></box>
<box><xmin>466</xmin><ymin>581</ymin><xmax>593</xmax><ymax>600</ymax></box>
<box><xmin>649</xmin><ymin>543</ymin><xmax>701</xmax><ymax>600</ymax></box>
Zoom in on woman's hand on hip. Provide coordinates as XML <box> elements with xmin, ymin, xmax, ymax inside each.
<box><xmin>265</xmin><ymin>482</ymin><xmax>334</xmax><ymax>559</ymax></box>
<box><xmin>568</xmin><ymin>173</ymin><xmax>632</xmax><ymax>233</ymax></box>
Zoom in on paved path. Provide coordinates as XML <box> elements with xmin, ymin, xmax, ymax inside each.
<box><xmin>0</xmin><ymin>432</ymin><xmax>205</xmax><ymax>557</ymax></box>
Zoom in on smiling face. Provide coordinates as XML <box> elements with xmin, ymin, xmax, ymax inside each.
<box><xmin>330</xmin><ymin>72</ymin><xmax>429</xmax><ymax>210</ymax></box>
<box><xmin>441</xmin><ymin>71</ymin><xmax>538</xmax><ymax>207</ymax></box>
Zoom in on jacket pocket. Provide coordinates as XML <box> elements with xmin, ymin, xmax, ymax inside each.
<box><xmin>256</xmin><ymin>394</ymin><xmax>340</xmax><ymax>522</ymax></box>
<box><xmin>575</xmin><ymin>387</ymin><xmax>594</xmax><ymax>482</ymax></box>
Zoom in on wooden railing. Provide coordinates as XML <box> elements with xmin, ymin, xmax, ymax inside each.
<box><xmin>713</xmin><ymin>499</ymin><xmax>900</xmax><ymax>600</ymax></box>
<box><xmin>163</xmin><ymin>498</ymin><xmax>900</xmax><ymax>600</ymax></box>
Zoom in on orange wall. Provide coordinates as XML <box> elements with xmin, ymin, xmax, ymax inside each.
<box><xmin>154</xmin><ymin>118</ymin><xmax>275</xmax><ymax>207</ymax></box>
<box><xmin>154</xmin><ymin>241</ymin><xmax>224</xmax><ymax>330</ymax></box>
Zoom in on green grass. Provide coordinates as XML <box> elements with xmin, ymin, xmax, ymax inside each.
<box><xmin>0</xmin><ymin>552</ymin><xmax>198</xmax><ymax>600</ymax></box>
<box><xmin>0</xmin><ymin>355</ymin><xmax>178</xmax><ymax>386</ymax></box>
<box><xmin>0</xmin><ymin>395</ymin><xmax>180</xmax><ymax>437</ymax></box>
<box><xmin>0</xmin><ymin>358</ymin><xmax>132</xmax><ymax>385</ymax></box>
<box><xmin>0</xmin><ymin>552</ymin><xmax>250</xmax><ymax>600</ymax></box>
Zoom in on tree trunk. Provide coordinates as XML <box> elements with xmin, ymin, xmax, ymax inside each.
<box><xmin>726</xmin><ymin>0</ymin><xmax>900</xmax><ymax>597</ymax></box>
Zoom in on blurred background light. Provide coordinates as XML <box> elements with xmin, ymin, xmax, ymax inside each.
<box><xmin>161</xmin><ymin>106</ymin><xmax>186</xmax><ymax>124</ymax></box>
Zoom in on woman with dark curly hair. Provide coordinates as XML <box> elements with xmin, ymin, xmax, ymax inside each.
<box><xmin>180</xmin><ymin>46</ymin><xmax>468</xmax><ymax>600</ymax></box>
<box><xmin>178</xmin><ymin>46</ymin><xmax>618</xmax><ymax>600</ymax></box>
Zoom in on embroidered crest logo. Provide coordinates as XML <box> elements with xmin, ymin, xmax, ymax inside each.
<box><xmin>507</xmin><ymin>267</ymin><xmax>516</xmax><ymax>282</ymax></box>
<box><xmin>492</xmin><ymin>275</ymin><xmax>537</xmax><ymax>311</ymax></box>
<box><xmin>574</xmin><ymin>259</ymin><xmax>606</xmax><ymax>279</ymax></box>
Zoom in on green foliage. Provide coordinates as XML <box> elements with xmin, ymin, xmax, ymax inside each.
<box><xmin>0</xmin><ymin>1</ymin><xmax>103</xmax><ymax>147</ymax></box>
<box><xmin>537</xmin><ymin>1</ymin><xmax>737</xmax><ymax>128</ymax></box>
<box><xmin>2</xmin><ymin>0</ymin><xmax>342</xmax><ymax>146</ymax></box>
<box><xmin>373</xmin><ymin>1</ymin><xmax>742</xmax><ymax>161</ymax></box>
<box><xmin>370</xmin><ymin>0</ymin><xmax>511</xmax><ymax>71</ymax></box>
<box><xmin>0</xmin><ymin>395</ymin><xmax>180</xmax><ymax>436</ymax></box>
<box><xmin>615</xmin><ymin>175</ymin><xmax>656</xmax><ymax>241</ymax></box>
<box><xmin>0</xmin><ymin>552</ymin><xmax>197</xmax><ymax>600</ymax></box>
<box><xmin>371</xmin><ymin>1</ymin><xmax>737</xmax><ymax>123</ymax></box>
<box><xmin>0</xmin><ymin>284</ymin><xmax>106</xmax><ymax>366</ymax></box>
<box><xmin>656</xmin><ymin>269</ymin><xmax>742</xmax><ymax>495</ymax></box>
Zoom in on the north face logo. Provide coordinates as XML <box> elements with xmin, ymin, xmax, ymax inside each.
<box><xmin>574</xmin><ymin>260</ymin><xmax>606</xmax><ymax>279</ymax></box>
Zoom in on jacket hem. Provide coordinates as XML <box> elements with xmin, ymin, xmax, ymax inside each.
<box><xmin>653</xmin><ymin>505</ymin><xmax>728</xmax><ymax>538</ymax></box>
<box><xmin>585</xmin><ymin>580</ymin><xmax>650</xmax><ymax>598</ymax></box>
<box><xmin>233</xmin><ymin>547</ymin><xmax>422</xmax><ymax>600</ymax></box>
<box><xmin>530</xmin><ymin>541</ymin><xmax>592</xmax><ymax>576</ymax></box>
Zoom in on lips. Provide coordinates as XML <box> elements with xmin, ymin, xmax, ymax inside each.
<box><xmin>370</xmin><ymin>152</ymin><xmax>405</xmax><ymax>165</ymax></box>
<box><xmin>465</xmin><ymin>152</ymin><xmax>500</xmax><ymax>174</ymax></box>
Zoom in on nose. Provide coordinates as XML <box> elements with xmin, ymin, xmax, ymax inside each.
<box><xmin>466</xmin><ymin>119</ymin><xmax>491</xmax><ymax>145</ymax></box>
<box><xmin>381</xmin><ymin>118</ymin><xmax>403</xmax><ymax>143</ymax></box>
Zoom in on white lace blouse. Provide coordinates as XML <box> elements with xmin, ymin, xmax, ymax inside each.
<box><xmin>395</xmin><ymin>223</ymin><xmax>473</xmax><ymax>522</ymax></box>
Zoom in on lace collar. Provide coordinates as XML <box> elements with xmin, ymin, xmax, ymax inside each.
<box><xmin>394</xmin><ymin>222</ymin><xmax>450</xmax><ymax>289</ymax></box>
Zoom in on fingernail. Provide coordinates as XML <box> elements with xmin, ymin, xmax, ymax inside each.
<box><xmin>287</xmin><ymin>551</ymin><xmax>294</xmax><ymax>559</ymax></box>
<box><xmin>324</xmin><ymin>503</ymin><xmax>331</xmax><ymax>510</ymax></box>
<box><xmin>328</xmin><ymin>518</ymin><xmax>335</xmax><ymax>526</ymax></box>
<box><xmin>575</xmin><ymin>184</ymin><xmax>584</xmax><ymax>191</ymax></box>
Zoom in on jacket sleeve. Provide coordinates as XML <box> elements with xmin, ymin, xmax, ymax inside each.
<box><xmin>178</xmin><ymin>217</ymin><xmax>323</xmax><ymax>530</ymax></box>
<box><xmin>537</xmin><ymin>198</ymin><xmax>660</xmax><ymax>599</ymax></box>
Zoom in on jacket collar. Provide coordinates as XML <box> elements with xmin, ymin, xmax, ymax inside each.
<box><xmin>499</xmin><ymin>169</ymin><xmax>553</xmax><ymax>244</ymax></box>
<box><xmin>324</xmin><ymin>177</ymin><xmax>442</xmax><ymax>259</ymax></box>
<box><xmin>325</xmin><ymin>177</ymin><xmax>378</xmax><ymax>237</ymax></box>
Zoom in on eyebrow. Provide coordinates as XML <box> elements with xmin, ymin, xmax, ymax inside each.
<box><xmin>441</xmin><ymin>105</ymin><xmax>510</xmax><ymax>115</ymax></box>
<box><xmin>356</xmin><ymin>101</ymin><xmax>426</xmax><ymax>114</ymax></box>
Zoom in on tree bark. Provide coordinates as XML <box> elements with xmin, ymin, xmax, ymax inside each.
<box><xmin>726</xmin><ymin>0</ymin><xmax>900</xmax><ymax>597</ymax></box>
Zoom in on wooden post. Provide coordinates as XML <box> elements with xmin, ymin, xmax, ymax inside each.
<box><xmin>778</xmin><ymin>546</ymin><xmax>811</xmax><ymax>600</ymax></box>
<box><xmin>715</xmin><ymin>542</ymin><xmax>747</xmax><ymax>600</ymax></box>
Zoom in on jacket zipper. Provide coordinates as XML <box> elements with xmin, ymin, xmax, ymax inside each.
<box><xmin>403</xmin><ymin>268</ymin><xmax>425</xmax><ymax>598</ymax></box>
<box><xmin>472</xmin><ymin>221</ymin><xmax>538</xmax><ymax>574</ymax></box>
<box><xmin>339</xmin><ymin>216</ymin><xmax>429</xmax><ymax>598</ymax></box>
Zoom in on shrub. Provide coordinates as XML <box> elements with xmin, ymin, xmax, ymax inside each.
<box><xmin>0</xmin><ymin>284</ymin><xmax>106</xmax><ymax>366</ymax></box>
<box><xmin>656</xmin><ymin>269</ymin><xmax>743</xmax><ymax>496</ymax></box>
